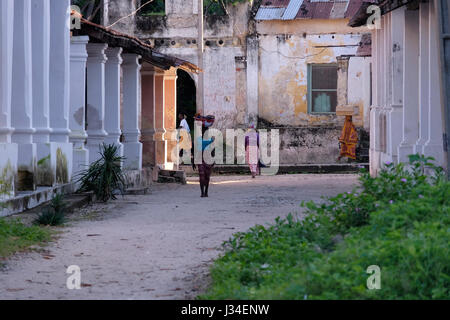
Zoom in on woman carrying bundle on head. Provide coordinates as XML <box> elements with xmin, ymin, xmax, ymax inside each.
<box><xmin>195</xmin><ymin>114</ymin><xmax>216</xmax><ymax>198</ymax></box>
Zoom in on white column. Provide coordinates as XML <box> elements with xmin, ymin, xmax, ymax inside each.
<box><xmin>122</xmin><ymin>54</ymin><xmax>143</xmax><ymax>170</ymax></box>
<box><xmin>246</xmin><ymin>36</ymin><xmax>259</xmax><ymax>126</ymax></box>
<box><xmin>31</xmin><ymin>0</ymin><xmax>56</xmax><ymax>186</ymax></box>
<box><xmin>11</xmin><ymin>0</ymin><xmax>37</xmax><ymax>191</ymax></box>
<box><xmin>86</xmin><ymin>43</ymin><xmax>108</xmax><ymax>163</ymax></box>
<box><xmin>0</xmin><ymin>0</ymin><xmax>18</xmax><ymax>199</ymax></box>
<box><xmin>398</xmin><ymin>9</ymin><xmax>420</xmax><ymax>162</ymax></box>
<box><xmin>48</xmin><ymin>0</ymin><xmax>73</xmax><ymax>185</ymax></box>
<box><xmin>104</xmin><ymin>47</ymin><xmax>124</xmax><ymax>157</ymax></box>
<box><xmin>0</xmin><ymin>0</ymin><xmax>15</xmax><ymax>144</ymax></box>
<box><xmin>369</xmin><ymin>28</ymin><xmax>379</xmax><ymax>176</ymax></box>
<box><xmin>415</xmin><ymin>2</ymin><xmax>430</xmax><ymax>154</ymax></box>
<box><xmin>383</xmin><ymin>14</ymin><xmax>394</xmax><ymax>163</ymax></box>
<box><xmin>388</xmin><ymin>10</ymin><xmax>404</xmax><ymax>164</ymax></box>
<box><xmin>49</xmin><ymin>0</ymin><xmax>71</xmax><ymax>143</ymax></box>
<box><xmin>70</xmin><ymin>36</ymin><xmax>90</xmax><ymax>175</ymax></box>
<box><xmin>423</xmin><ymin>0</ymin><xmax>445</xmax><ymax>165</ymax></box>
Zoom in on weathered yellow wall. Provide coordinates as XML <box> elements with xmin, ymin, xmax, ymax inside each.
<box><xmin>257</xmin><ymin>19</ymin><xmax>371</xmax><ymax>128</ymax></box>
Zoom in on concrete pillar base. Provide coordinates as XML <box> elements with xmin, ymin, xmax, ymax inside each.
<box><xmin>123</xmin><ymin>142</ymin><xmax>143</xmax><ymax>171</ymax></box>
<box><xmin>35</xmin><ymin>142</ymin><xmax>56</xmax><ymax>186</ymax></box>
<box><xmin>16</xmin><ymin>143</ymin><xmax>37</xmax><ymax>191</ymax></box>
<box><xmin>0</xmin><ymin>143</ymin><xmax>18</xmax><ymax>200</ymax></box>
<box><xmin>423</xmin><ymin>143</ymin><xmax>445</xmax><ymax>165</ymax></box>
<box><xmin>72</xmin><ymin>144</ymin><xmax>89</xmax><ymax>177</ymax></box>
<box><xmin>398</xmin><ymin>144</ymin><xmax>416</xmax><ymax>163</ymax></box>
<box><xmin>35</xmin><ymin>142</ymin><xmax>73</xmax><ymax>186</ymax></box>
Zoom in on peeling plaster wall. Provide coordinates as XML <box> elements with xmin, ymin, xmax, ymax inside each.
<box><xmin>348</xmin><ymin>56</ymin><xmax>372</xmax><ymax>130</ymax></box>
<box><xmin>256</xmin><ymin>20</ymin><xmax>371</xmax><ymax>164</ymax></box>
<box><xmin>257</xmin><ymin>32</ymin><xmax>364</xmax><ymax>126</ymax></box>
<box><xmin>131</xmin><ymin>1</ymin><xmax>251</xmax><ymax>131</ymax></box>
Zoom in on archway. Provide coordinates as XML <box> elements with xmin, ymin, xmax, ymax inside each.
<box><xmin>176</xmin><ymin>69</ymin><xmax>197</xmax><ymax>132</ymax></box>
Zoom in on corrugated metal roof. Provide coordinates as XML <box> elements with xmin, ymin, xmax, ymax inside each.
<box><xmin>282</xmin><ymin>0</ymin><xmax>304</xmax><ymax>20</ymax></box>
<box><xmin>255</xmin><ymin>7</ymin><xmax>286</xmax><ymax>20</ymax></box>
<box><xmin>330</xmin><ymin>1</ymin><xmax>349</xmax><ymax>19</ymax></box>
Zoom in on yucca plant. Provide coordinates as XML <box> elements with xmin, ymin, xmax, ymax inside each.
<box><xmin>76</xmin><ymin>144</ymin><xmax>126</xmax><ymax>202</ymax></box>
<box><xmin>34</xmin><ymin>193</ymin><xmax>67</xmax><ymax>226</ymax></box>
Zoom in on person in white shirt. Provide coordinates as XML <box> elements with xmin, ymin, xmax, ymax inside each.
<box><xmin>178</xmin><ymin>113</ymin><xmax>192</xmax><ymax>165</ymax></box>
<box><xmin>179</xmin><ymin>113</ymin><xmax>190</xmax><ymax>134</ymax></box>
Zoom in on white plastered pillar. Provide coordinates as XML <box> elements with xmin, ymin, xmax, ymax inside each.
<box><xmin>369</xmin><ymin>27</ymin><xmax>380</xmax><ymax>176</ymax></box>
<box><xmin>423</xmin><ymin>0</ymin><xmax>445</xmax><ymax>165</ymax></box>
<box><xmin>122</xmin><ymin>54</ymin><xmax>143</xmax><ymax>171</ymax></box>
<box><xmin>31</xmin><ymin>0</ymin><xmax>56</xmax><ymax>186</ymax></box>
<box><xmin>415</xmin><ymin>2</ymin><xmax>430</xmax><ymax>154</ymax></box>
<box><xmin>86</xmin><ymin>43</ymin><xmax>108</xmax><ymax>163</ymax></box>
<box><xmin>398</xmin><ymin>9</ymin><xmax>420</xmax><ymax>162</ymax></box>
<box><xmin>104</xmin><ymin>47</ymin><xmax>124</xmax><ymax>158</ymax></box>
<box><xmin>70</xmin><ymin>36</ymin><xmax>90</xmax><ymax>175</ymax></box>
<box><xmin>0</xmin><ymin>0</ymin><xmax>18</xmax><ymax>198</ymax></box>
<box><xmin>49</xmin><ymin>0</ymin><xmax>73</xmax><ymax>184</ymax></box>
<box><xmin>388</xmin><ymin>9</ymin><xmax>405</xmax><ymax>163</ymax></box>
<box><xmin>11</xmin><ymin>0</ymin><xmax>37</xmax><ymax>191</ymax></box>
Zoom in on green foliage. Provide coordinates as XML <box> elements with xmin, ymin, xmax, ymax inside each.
<box><xmin>34</xmin><ymin>194</ymin><xmax>67</xmax><ymax>226</ymax></box>
<box><xmin>139</xmin><ymin>0</ymin><xmax>252</xmax><ymax>16</ymax></box>
<box><xmin>76</xmin><ymin>144</ymin><xmax>126</xmax><ymax>202</ymax></box>
<box><xmin>140</xmin><ymin>0</ymin><xmax>166</xmax><ymax>16</ymax></box>
<box><xmin>0</xmin><ymin>218</ymin><xmax>51</xmax><ymax>258</ymax></box>
<box><xmin>201</xmin><ymin>155</ymin><xmax>450</xmax><ymax>300</ymax></box>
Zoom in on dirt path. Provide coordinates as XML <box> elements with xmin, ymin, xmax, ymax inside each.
<box><xmin>0</xmin><ymin>174</ymin><xmax>358</xmax><ymax>300</ymax></box>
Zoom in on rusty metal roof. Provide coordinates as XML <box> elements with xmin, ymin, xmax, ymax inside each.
<box><xmin>256</xmin><ymin>0</ymin><xmax>356</xmax><ymax>20</ymax></box>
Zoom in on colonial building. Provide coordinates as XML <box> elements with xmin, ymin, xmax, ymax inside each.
<box><xmin>103</xmin><ymin>0</ymin><xmax>373</xmax><ymax>164</ymax></box>
<box><xmin>0</xmin><ymin>0</ymin><xmax>198</xmax><ymax>216</ymax></box>
<box><xmin>349</xmin><ymin>0</ymin><xmax>450</xmax><ymax>176</ymax></box>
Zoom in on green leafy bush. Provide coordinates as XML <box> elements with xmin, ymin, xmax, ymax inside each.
<box><xmin>76</xmin><ymin>144</ymin><xmax>126</xmax><ymax>202</ymax></box>
<box><xmin>201</xmin><ymin>155</ymin><xmax>450</xmax><ymax>300</ymax></box>
<box><xmin>34</xmin><ymin>193</ymin><xmax>67</xmax><ymax>226</ymax></box>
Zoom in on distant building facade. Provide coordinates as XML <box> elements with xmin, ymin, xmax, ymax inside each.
<box><xmin>104</xmin><ymin>0</ymin><xmax>373</xmax><ymax>164</ymax></box>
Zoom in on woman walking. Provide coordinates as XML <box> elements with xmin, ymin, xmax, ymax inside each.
<box><xmin>245</xmin><ymin>124</ymin><xmax>260</xmax><ymax>178</ymax></box>
<box><xmin>195</xmin><ymin>115</ymin><xmax>216</xmax><ymax>198</ymax></box>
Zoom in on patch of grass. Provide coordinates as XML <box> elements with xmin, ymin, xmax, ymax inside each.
<box><xmin>200</xmin><ymin>155</ymin><xmax>450</xmax><ymax>300</ymax></box>
<box><xmin>34</xmin><ymin>194</ymin><xmax>67</xmax><ymax>226</ymax></box>
<box><xmin>0</xmin><ymin>218</ymin><xmax>51</xmax><ymax>259</ymax></box>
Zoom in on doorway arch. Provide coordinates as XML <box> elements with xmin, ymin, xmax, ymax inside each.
<box><xmin>176</xmin><ymin>69</ymin><xmax>197</xmax><ymax>132</ymax></box>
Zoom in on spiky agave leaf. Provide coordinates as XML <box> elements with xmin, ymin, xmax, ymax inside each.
<box><xmin>76</xmin><ymin>144</ymin><xmax>127</xmax><ymax>202</ymax></box>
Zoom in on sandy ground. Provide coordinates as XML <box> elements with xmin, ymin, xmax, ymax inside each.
<box><xmin>0</xmin><ymin>174</ymin><xmax>358</xmax><ymax>300</ymax></box>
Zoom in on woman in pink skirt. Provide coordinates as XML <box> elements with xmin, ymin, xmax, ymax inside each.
<box><xmin>245</xmin><ymin>125</ymin><xmax>260</xmax><ymax>178</ymax></box>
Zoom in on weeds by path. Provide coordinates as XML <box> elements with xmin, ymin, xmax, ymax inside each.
<box><xmin>201</xmin><ymin>155</ymin><xmax>450</xmax><ymax>300</ymax></box>
<box><xmin>0</xmin><ymin>218</ymin><xmax>52</xmax><ymax>259</ymax></box>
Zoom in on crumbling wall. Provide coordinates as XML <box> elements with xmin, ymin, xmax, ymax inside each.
<box><xmin>131</xmin><ymin>1</ymin><xmax>252</xmax><ymax>131</ymax></box>
<box><xmin>257</xmin><ymin>32</ymin><xmax>365</xmax><ymax>127</ymax></box>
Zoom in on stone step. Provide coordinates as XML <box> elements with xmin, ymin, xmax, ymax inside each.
<box><xmin>158</xmin><ymin>170</ymin><xmax>187</xmax><ymax>184</ymax></box>
<box><xmin>180</xmin><ymin>163</ymin><xmax>369</xmax><ymax>176</ymax></box>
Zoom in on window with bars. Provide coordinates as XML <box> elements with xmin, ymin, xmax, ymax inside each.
<box><xmin>307</xmin><ymin>64</ymin><xmax>338</xmax><ymax>114</ymax></box>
